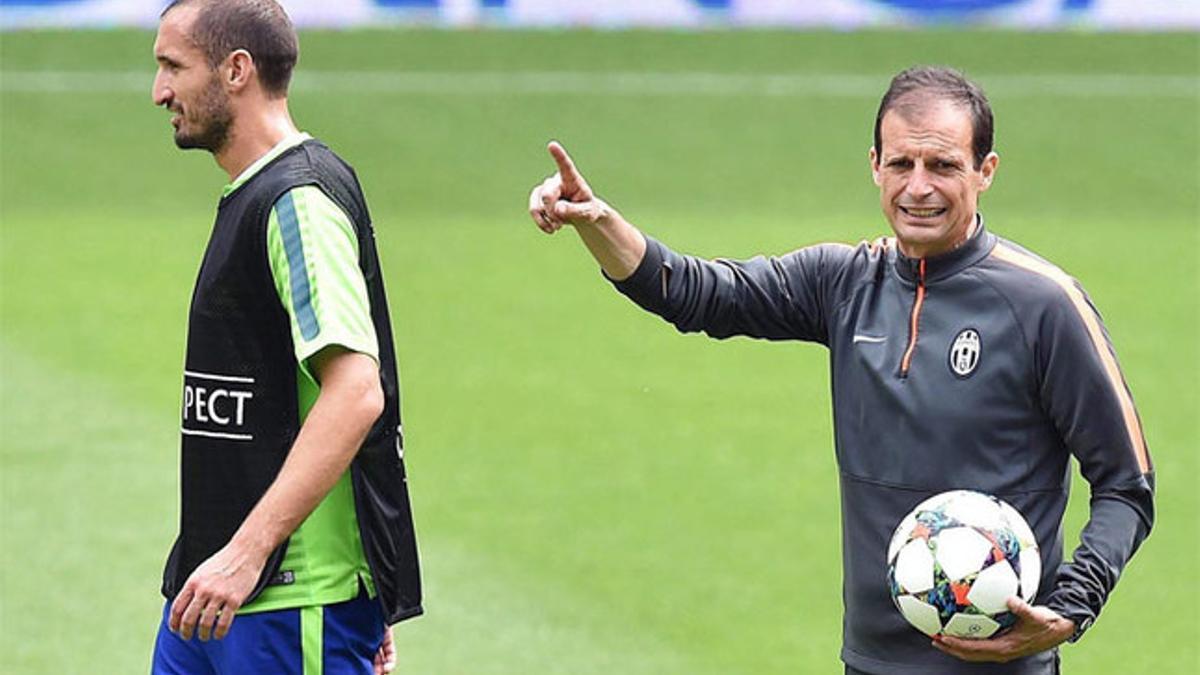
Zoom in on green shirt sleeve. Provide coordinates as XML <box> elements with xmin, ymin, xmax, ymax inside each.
<box><xmin>266</xmin><ymin>185</ymin><xmax>379</xmax><ymax>372</ymax></box>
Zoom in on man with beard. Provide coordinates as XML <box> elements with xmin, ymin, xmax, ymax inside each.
<box><xmin>526</xmin><ymin>67</ymin><xmax>1153</xmax><ymax>673</ymax></box>
<box><xmin>149</xmin><ymin>2</ymin><xmax>421</xmax><ymax>673</ymax></box>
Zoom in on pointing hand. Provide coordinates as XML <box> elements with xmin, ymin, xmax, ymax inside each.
<box><xmin>528</xmin><ymin>141</ymin><xmax>612</xmax><ymax>233</ymax></box>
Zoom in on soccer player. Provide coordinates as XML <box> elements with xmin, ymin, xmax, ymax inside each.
<box><xmin>149</xmin><ymin>2</ymin><xmax>421</xmax><ymax>673</ymax></box>
<box><xmin>527</xmin><ymin>67</ymin><xmax>1154</xmax><ymax>674</ymax></box>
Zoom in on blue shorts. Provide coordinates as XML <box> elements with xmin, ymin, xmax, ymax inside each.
<box><xmin>151</xmin><ymin>587</ymin><xmax>385</xmax><ymax>675</ymax></box>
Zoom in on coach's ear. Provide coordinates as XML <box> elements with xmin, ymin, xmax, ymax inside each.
<box><xmin>869</xmin><ymin>146</ymin><xmax>882</xmax><ymax>186</ymax></box>
<box><xmin>978</xmin><ymin>151</ymin><xmax>999</xmax><ymax>193</ymax></box>
<box><xmin>223</xmin><ymin>48</ymin><xmax>255</xmax><ymax>94</ymax></box>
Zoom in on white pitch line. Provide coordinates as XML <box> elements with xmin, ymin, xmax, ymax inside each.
<box><xmin>1</xmin><ymin>70</ymin><xmax>1196</xmax><ymax>98</ymax></box>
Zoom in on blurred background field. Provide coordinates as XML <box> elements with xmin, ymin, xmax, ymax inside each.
<box><xmin>1</xmin><ymin>21</ymin><xmax>1197</xmax><ymax>675</ymax></box>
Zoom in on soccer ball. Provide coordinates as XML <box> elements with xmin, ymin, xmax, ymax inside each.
<box><xmin>887</xmin><ymin>490</ymin><xmax>1040</xmax><ymax>639</ymax></box>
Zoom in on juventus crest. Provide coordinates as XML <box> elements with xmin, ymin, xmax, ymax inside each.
<box><xmin>949</xmin><ymin>329</ymin><xmax>981</xmax><ymax>378</ymax></box>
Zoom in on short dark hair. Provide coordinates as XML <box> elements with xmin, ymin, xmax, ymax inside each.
<box><xmin>873</xmin><ymin>66</ymin><xmax>994</xmax><ymax>169</ymax></box>
<box><xmin>162</xmin><ymin>0</ymin><xmax>298</xmax><ymax>97</ymax></box>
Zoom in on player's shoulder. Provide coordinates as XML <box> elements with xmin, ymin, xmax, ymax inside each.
<box><xmin>267</xmin><ymin>186</ymin><xmax>359</xmax><ymax>271</ymax></box>
<box><xmin>293</xmin><ymin>137</ymin><xmax>359</xmax><ymax>179</ymax></box>
<box><xmin>276</xmin><ymin>182</ymin><xmax>339</xmax><ymax>207</ymax></box>
<box><xmin>291</xmin><ymin>136</ymin><xmax>334</xmax><ymax>163</ymax></box>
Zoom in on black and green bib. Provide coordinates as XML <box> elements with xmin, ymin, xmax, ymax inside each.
<box><xmin>161</xmin><ymin>140</ymin><xmax>422</xmax><ymax>623</ymax></box>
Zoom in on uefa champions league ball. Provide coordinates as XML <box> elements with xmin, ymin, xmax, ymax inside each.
<box><xmin>887</xmin><ymin>490</ymin><xmax>1041</xmax><ymax>639</ymax></box>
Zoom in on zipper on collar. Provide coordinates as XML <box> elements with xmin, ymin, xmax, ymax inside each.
<box><xmin>899</xmin><ymin>258</ymin><xmax>926</xmax><ymax>379</ymax></box>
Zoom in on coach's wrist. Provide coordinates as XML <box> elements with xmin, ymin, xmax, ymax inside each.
<box><xmin>1063</xmin><ymin>615</ymin><xmax>1090</xmax><ymax>644</ymax></box>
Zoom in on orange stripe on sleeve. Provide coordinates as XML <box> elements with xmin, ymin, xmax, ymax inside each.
<box><xmin>991</xmin><ymin>244</ymin><xmax>1150</xmax><ymax>473</ymax></box>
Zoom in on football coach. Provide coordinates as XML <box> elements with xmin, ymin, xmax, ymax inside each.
<box><xmin>527</xmin><ymin>66</ymin><xmax>1154</xmax><ymax>674</ymax></box>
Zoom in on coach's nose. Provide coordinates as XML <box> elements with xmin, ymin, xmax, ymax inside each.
<box><xmin>905</xmin><ymin>164</ymin><xmax>935</xmax><ymax>200</ymax></box>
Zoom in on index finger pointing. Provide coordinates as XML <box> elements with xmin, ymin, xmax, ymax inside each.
<box><xmin>547</xmin><ymin>141</ymin><xmax>583</xmax><ymax>186</ymax></box>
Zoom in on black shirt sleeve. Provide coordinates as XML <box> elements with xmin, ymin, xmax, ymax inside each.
<box><xmin>1033</xmin><ymin>280</ymin><xmax>1155</xmax><ymax>638</ymax></box>
<box><xmin>608</xmin><ymin>236</ymin><xmax>853</xmax><ymax>344</ymax></box>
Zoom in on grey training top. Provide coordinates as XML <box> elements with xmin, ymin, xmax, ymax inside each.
<box><xmin>610</xmin><ymin>220</ymin><xmax>1154</xmax><ymax>675</ymax></box>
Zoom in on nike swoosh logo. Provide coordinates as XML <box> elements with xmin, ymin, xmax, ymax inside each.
<box><xmin>853</xmin><ymin>334</ymin><xmax>888</xmax><ymax>344</ymax></box>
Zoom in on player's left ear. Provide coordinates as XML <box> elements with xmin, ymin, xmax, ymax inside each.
<box><xmin>977</xmin><ymin>152</ymin><xmax>999</xmax><ymax>192</ymax></box>
<box><xmin>223</xmin><ymin>49</ymin><xmax>255</xmax><ymax>93</ymax></box>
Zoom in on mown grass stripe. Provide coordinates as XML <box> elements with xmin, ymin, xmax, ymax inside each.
<box><xmin>2</xmin><ymin>70</ymin><xmax>1196</xmax><ymax>98</ymax></box>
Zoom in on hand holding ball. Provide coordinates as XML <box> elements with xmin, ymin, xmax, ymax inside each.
<box><xmin>888</xmin><ymin>490</ymin><xmax>1041</xmax><ymax>639</ymax></box>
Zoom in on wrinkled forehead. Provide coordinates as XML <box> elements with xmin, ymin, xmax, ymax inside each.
<box><xmin>880</xmin><ymin>96</ymin><xmax>974</xmax><ymax>157</ymax></box>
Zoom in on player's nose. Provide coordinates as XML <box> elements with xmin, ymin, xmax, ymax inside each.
<box><xmin>151</xmin><ymin>74</ymin><xmax>171</xmax><ymax>107</ymax></box>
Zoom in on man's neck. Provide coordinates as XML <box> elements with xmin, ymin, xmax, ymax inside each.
<box><xmin>214</xmin><ymin>101</ymin><xmax>299</xmax><ymax>180</ymax></box>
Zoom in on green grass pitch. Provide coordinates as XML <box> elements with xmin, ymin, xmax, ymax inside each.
<box><xmin>1</xmin><ymin>28</ymin><xmax>1197</xmax><ymax>673</ymax></box>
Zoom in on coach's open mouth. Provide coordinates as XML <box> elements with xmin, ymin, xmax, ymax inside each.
<box><xmin>899</xmin><ymin>206</ymin><xmax>947</xmax><ymax>218</ymax></box>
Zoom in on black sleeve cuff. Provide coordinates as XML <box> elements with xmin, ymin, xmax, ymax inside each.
<box><xmin>605</xmin><ymin>237</ymin><xmax>677</xmax><ymax>320</ymax></box>
<box><xmin>1045</xmin><ymin>591</ymin><xmax>1097</xmax><ymax>644</ymax></box>
<box><xmin>1065</xmin><ymin>614</ymin><xmax>1094</xmax><ymax>643</ymax></box>
<box><xmin>606</xmin><ymin>236</ymin><xmax>666</xmax><ymax>292</ymax></box>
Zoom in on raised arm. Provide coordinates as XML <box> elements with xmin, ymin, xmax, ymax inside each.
<box><xmin>528</xmin><ymin>141</ymin><xmax>647</xmax><ymax>280</ymax></box>
<box><xmin>528</xmin><ymin>141</ymin><xmax>849</xmax><ymax>343</ymax></box>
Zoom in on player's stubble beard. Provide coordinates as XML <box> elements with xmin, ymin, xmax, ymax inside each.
<box><xmin>174</xmin><ymin>72</ymin><xmax>233</xmax><ymax>154</ymax></box>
